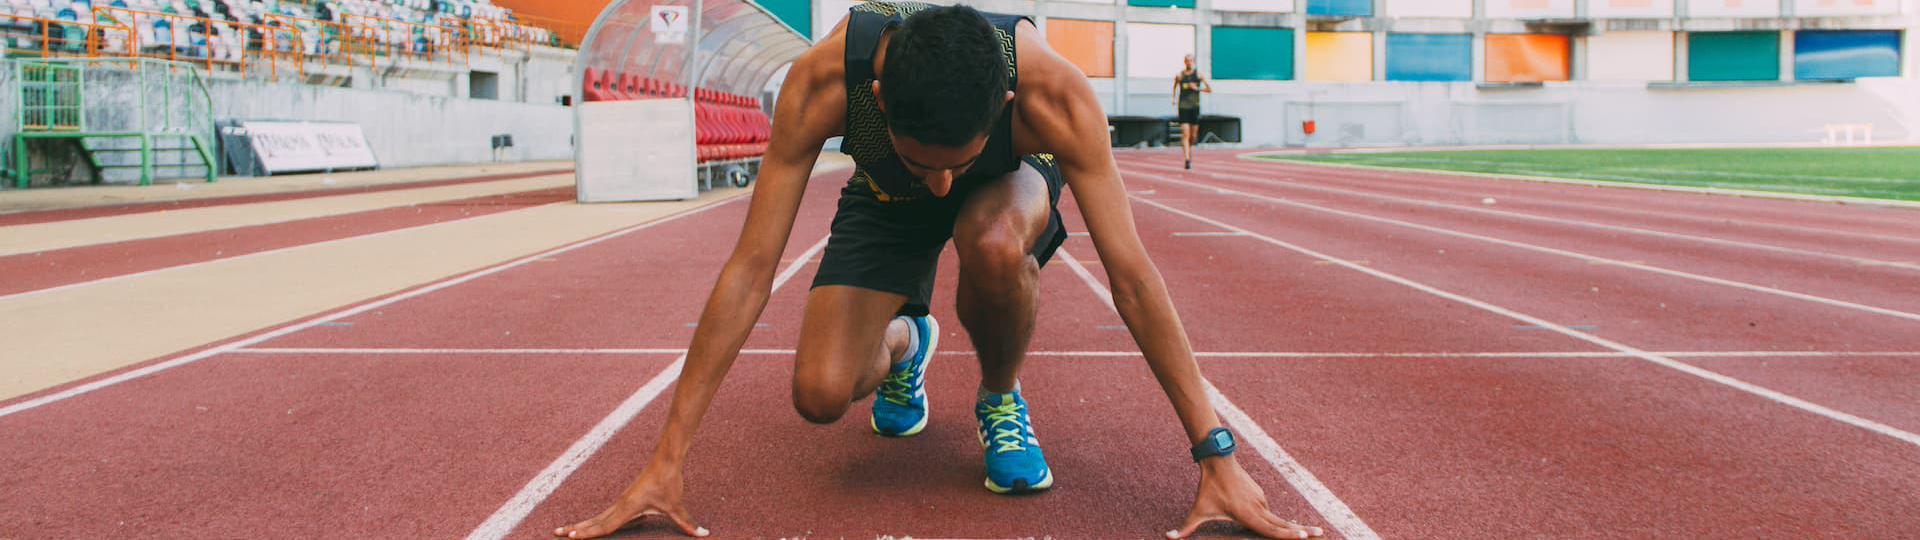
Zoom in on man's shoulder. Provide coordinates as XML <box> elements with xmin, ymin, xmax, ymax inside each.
<box><xmin>789</xmin><ymin>23</ymin><xmax>850</xmax><ymax>93</ymax></box>
<box><xmin>1010</xmin><ymin>19</ymin><xmax>1077</xmax><ymax>99</ymax></box>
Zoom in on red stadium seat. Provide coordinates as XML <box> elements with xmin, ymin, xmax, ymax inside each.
<box><xmin>582</xmin><ymin>68</ymin><xmax>615</xmax><ymax>102</ymax></box>
<box><xmin>621</xmin><ymin>73</ymin><xmax>642</xmax><ymax>99</ymax></box>
<box><xmin>601</xmin><ymin>70</ymin><xmax>628</xmax><ymax>100</ymax></box>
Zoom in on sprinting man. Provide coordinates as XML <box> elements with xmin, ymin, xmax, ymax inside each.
<box><xmin>556</xmin><ymin>3</ymin><xmax>1325</xmax><ymax>539</ymax></box>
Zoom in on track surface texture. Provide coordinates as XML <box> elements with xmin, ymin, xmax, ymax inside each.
<box><xmin>4</xmin><ymin>150</ymin><xmax>1917</xmax><ymax>540</ymax></box>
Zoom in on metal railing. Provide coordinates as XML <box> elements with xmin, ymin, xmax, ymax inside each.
<box><xmin>8</xmin><ymin>57</ymin><xmax>216</xmax><ymax>187</ymax></box>
<box><xmin>0</xmin><ymin>5</ymin><xmax>565</xmax><ymax>80</ymax></box>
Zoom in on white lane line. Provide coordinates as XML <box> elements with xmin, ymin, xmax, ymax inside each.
<box><xmin>1126</xmin><ymin>159</ymin><xmax>1920</xmax><ymax>272</ymax></box>
<box><xmin>229</xmin><ymin>348</ymin><xmax>1920</xmax><ymax>359</ymax></box>
<box><xmin>0</xmin><ymin>201</ymin><xmax>579</xmax><ymax>301</ymax></box>
<box><xmin>0</xmin><ymin>196</ymin><xmax>750</xmax><ymax>420</ymax></box>
<box><xmin>1213</xmin><ymin>155</ymin><xmax>1920</xmax><ymax>246</ymax></box>
<box><xmin>1057</xmin><ymin>248</ymin><xmax>1383</xmax><ymax>540</ymax></box>
<box><xmin>233</xmin><ymin>348</ymin><xmax>696</xmax><ymax>355</ymax></box>
<box><xmin>1171</xmin><ymin>231</ymin><xmax>1248</xmax><ymax>237</ymax></box>
<box><xmin>461</xmin><ymin>235</ymin><xmax>830</xmax><ymax>540</ymax></box>
<box><xmin>1125</xmin><ymin>169</ymin><xmax>1920</xmax><ymax>323</ymax></box>
<box><xmin>1131</xmin><ymin>195</ymin><xmax>1920</xmax><ymax>449</ymax></box>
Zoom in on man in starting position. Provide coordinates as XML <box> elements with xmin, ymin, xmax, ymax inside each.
<box><xmin>556</xmin><ymin>3</ymin><xmax>1325</xmax><ymax>539</ymax></box>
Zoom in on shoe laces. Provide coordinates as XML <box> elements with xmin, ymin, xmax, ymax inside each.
<box><xmin>980</xmin><ymin>399</ymin><xmax>1029</xmax><ymax>453</ymax></box>
<box><xmin>878</xmin><ymin>361</ymin><xmax>917</xmax><ymax>407</ymax></box>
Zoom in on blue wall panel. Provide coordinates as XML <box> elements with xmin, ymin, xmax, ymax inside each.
<box><xmin>1307</xmin><ymin>0</ymin><xmax>1372</xmax><ymax>16</ymax></box>
<box><xmin>1795</xmin><ymin>30</ymin><xmax>1903</xmax><ymax>80</ymax></box>
<box><xmin>1131</xmin><ymin>0</ymin><xmax>1198</xmax><ymax>8</ymax></box>
<box><xmin>1386</xmin><ymin>33</ymin><xmax>1472</xmax><ymax>81</ymax></box>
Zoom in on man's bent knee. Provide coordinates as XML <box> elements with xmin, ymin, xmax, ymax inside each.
<box><xmin>792</xmin><ymin>378</ymin><xmax>854</xmax><ymax>424</ymax></box>
<box><xmin>956</xmin><ymin>229</ymin><xmax>1034</xmax><ymax>283</ymax></box>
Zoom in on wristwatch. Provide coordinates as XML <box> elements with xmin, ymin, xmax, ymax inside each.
<box><xmin>1189</xmin><ymin>426</ymin><xmax>1237</xmax><ymax>462</ymax></box>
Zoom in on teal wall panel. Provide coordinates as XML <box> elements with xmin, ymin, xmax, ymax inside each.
<box><xmin>1212</xmin><ymin>26</ymin><xmax>1295</xmax><ymax>80</ymax></box>
<box><xmin>1689</xmin><ymin>31</ymin><xmax>1780</xmax><ymax>81</ymax></box>
<box><xmin>759</xmin><ymin>0</ymin><xmax>812</xmax><ymax>39</ymax></box>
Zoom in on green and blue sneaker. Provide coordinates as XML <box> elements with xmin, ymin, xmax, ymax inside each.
<box><xmin>975</xmin><ymin>387</ymin><xmax>1052</xmax><ymax>493</ymax></box>
<box><xmin>871</xmin><ymin>315</ymin><xmax>938</xmax><ymax>437</ymax></box>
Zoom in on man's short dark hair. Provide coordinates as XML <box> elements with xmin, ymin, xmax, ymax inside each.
<box><xmin>879</xmin><ymin>5</ymin><xmax>1009</xmax><ymax>147</ymax></box>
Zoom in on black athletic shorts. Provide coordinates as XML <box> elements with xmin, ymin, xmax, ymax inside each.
<box><xmin>811</xmin><ymin>154</ymin><xmax>1069</xmax><ymax>317</ymax></box>
<box><xmin>1178</xmin><ymin>106</ymin><xmax>1200</xmax><ymax>125</ymax></box>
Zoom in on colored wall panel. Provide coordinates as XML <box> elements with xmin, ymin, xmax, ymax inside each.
<box><xmin>1385</xmin><ymin>33</ymin><xmax>1472</xmax><ymax>81</ymax></box>
<box><xmin>1131</xmin><ymin>0</ymin><xmax>1197</xmax><ymax>7</ymax></box>
<box><xmin>1687</xmin><ymin>0</ymin><xmax>1780</xmax><ymax>17</ymax></box>
<box><xmin>1485</xmin><ymin>0</ymin><xmax>1575</xmax><ymax>18</ymax></box>
<box><xmin>1794</xmin><ymin>0</ymin><xmax>1901</xmax><ymax>16</ymax></box>
<box><xmin>1048</xmin><ymin>19</ymin><xmax>1117</xmax><ymax>78</ymax></box>
<box><xmin>1304</xmin><ymin>32</ymin><xmax>1374</xmax><ymax>81</ymax></box>
<box><xmin>1307</xmin><ymin>0</ymin><xmax>1373</xmax><ymax>16</ymax></box>
<box><xmin>758</xmin><ymin>0</ymin><xmax>813</xmax><ymax>39</ymax></box>
<box><xmin>1127</xmin><ymin>23</ymin><xmax>1197</xmax><ymax>79</ymax></box>
<box><xmin>1383</xmin><ymin>0</ymin><xmax>1472</xmax><ymax>17</ymax></box>
<box><xmin>1689</xmin><ymin>31</ymin><xmax>1781</xmax><ymax>81</ymax></box>
<box><xmin>1213</xmin><ymin>0</ymin><xmax>1294</xmax><ymax>13</ymax></box>
<box><xmin>1213</xmin><ymin>26</ymin><xmax>1296</xmax><ymax>80</ymax></box>
<box><xmin>1588</xmin><ymin>0</ymin><xmax>1674</xmax><ymax>18</ymax></box>
<box><xmin>1586</xmin><ymin>31</ymin><xmax>1676</xmax><ymax>81</ymax></box>
<box><xmin>1795</xmin><ymin>30</ymin><xmax>1903</xmax><ymax>80</ymax></box>
<box><xmin>1486</xmin><ymin>34</ymin><xmax>1571</xmax><ymax>82</ymax></box>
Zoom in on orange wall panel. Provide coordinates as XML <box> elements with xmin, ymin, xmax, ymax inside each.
<box><xmin>1485</xmin><ymin>34</ymin><xmax>1570</xmax><ymax>83</ymax></box>
<box><xmin>1047</xmin><ymin>18</ymin><xmax>1116</xmax><ymax>78</ymax></box>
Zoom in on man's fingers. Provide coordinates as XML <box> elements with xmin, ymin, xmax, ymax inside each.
<box><xmin>1166</xmin><ymin>509</ymin><xmax>1222</xmax><ymax>540</ymax></box>
<box><xmin>664</xmin><ymin>506</ymin><xmax>709</xmax><ymax>538</ymax></box>
<box><xmin>1257</xmin><ymin>512</ymin><xmax>1323</xmax><ymax>539</ymax></box>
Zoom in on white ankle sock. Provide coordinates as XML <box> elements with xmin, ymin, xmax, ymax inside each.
<box><xmin>893</xmin><ymin>317</ymin><xmax>919</xmax><ymax>364</ymax></box>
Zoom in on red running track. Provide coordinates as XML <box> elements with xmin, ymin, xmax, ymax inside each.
<box><xmin>2</xmin><ymin>152</ymin><xmax>1918</xmax><ymax>540</ymax></box>
<box><xmin>0</xmin><ymin>168</ymin><xmax>573</xmax><ymax>226</ymax></box>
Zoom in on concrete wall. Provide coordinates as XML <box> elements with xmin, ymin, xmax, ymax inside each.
<box><xmin>1114</xmin><ymin>79</ymin><xmax>1916</xmax><ymax>147</ymax></box>
<box><xmin>2</xmin><ymin>46</ymin><xmax>579</xmax><ymax>184</ymax></box>
<box><xmin>204</xmin><ymin>78</ymin><xmax>574</xmax><ymax>167</ymax></box>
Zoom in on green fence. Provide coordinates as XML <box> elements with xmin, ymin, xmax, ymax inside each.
<box><xmin>7</xmin><ymin>57</ymin><xmax>216</xmax><ymax>187</ymax></box>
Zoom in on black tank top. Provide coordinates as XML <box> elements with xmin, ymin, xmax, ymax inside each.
<box><xmin>840</xmin><ymin>1</ymin><xmax>1026</xmax><ymax>202</ymax></box>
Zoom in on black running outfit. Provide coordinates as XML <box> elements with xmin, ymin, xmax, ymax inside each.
<box><xmin>809</xmin><ymin>1</ymin><xmax>1070</xmax><ymax>317</ymax></box>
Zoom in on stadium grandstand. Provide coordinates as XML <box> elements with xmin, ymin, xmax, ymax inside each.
<box><xmin>0</xmin><ymin>0</ymin><xmax>586</xmax><ymax>188</ymax></box>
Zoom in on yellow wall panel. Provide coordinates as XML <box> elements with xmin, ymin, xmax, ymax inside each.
<box><xmin>1305</xmin><ymin>32</ymin><xmax>1374</xmax><ymax>81</ymax></box>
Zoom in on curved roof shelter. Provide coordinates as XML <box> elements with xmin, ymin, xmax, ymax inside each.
<box><xmin>575</xmin><ymin>0</ymin><xmax>812</xmax><ymax>100</ymax></box>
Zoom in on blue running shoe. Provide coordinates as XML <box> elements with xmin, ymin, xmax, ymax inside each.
<box><xmin>871</xmin><ymin>315</ymin><xmax>937</xmax><ymax>437</ymax></box>
<box><xmin>975</xmin><ymin>388</ymin><xmax>1052</xmax><ymax>493</ymax></box>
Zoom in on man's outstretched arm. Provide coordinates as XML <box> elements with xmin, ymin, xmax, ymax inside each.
<box><xmin>1011</xmin><ymin>24</ymin><xmax>1325</xmax><ymax>540</ymax></box>
<box><xmin>553</xmin><ymin>31</ymin><xmax>848</xmax><ymax>540</ymax></box>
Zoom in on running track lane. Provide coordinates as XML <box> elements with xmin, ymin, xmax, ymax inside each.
<box><xmin>1117</xmin><ymin>161</ymin><xmax>1920</xmax><ymax>433</ymax></box>
<box><xmin>0</xmin><ymin>168</ymin><xmax>574</xmax><ymax>226</ymax></box>
<box><xmin>1164</xmin><ymin>150</ymin><xmax>1920</xmax><ymax>246</ymax></box>
<box><xmin>0</xmin><ymin>170</ymin><xmax>809</xmax><ymax>539</ymax></box>
<box><xmin>1120</xmin><ymin>156</ymin><xmax>1920</xmax><ymax>314</ymax></box>
<box><xmin>0</xmin><ymin>186</ymin><xmax>577</xmax><ymax>296</ymax></box>
<box><xmin>1102</xmin><ymin>162</ymin><xmax>1920</xmax><ymax>539</ymax></box>
<box><xmin>498</xmin><ymin>250</ymin><xmax>1332</xmax><ymax>539</ymax></box>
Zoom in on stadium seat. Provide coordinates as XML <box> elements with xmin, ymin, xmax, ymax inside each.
<box><xmin>581</xmin><ymin>67</ymin><xmax>613</xmax><ymax>101</ymax></box>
